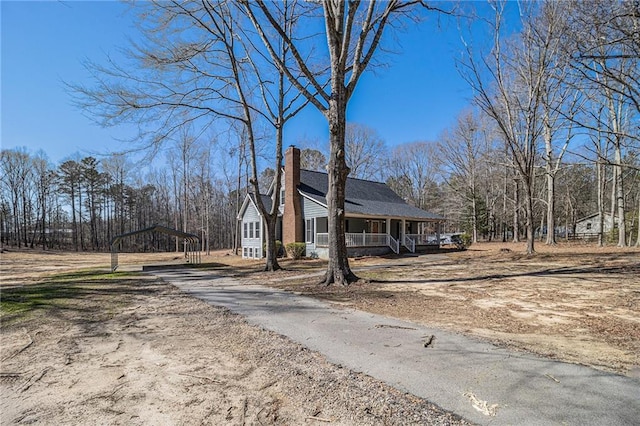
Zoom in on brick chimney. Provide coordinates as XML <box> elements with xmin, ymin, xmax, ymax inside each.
<box><xmin>283</xmin><ymin>146</ymin><xmax>303</xmax><ymax>245</ymax></box>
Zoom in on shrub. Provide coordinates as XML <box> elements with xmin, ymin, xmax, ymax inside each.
<box><xmin>452</xmin><ymin>233</ymin><xmax>472</xmax><ymax>250</ymax></box>
<box><xmin>285</xmin><ymin>242</ymin><xmax>306</xmax><ymax>260</ymax></box>
<box><xmin>263</xmin><ymin>240</ymin><xmax>284</xmax><ymax>257</ymax></box>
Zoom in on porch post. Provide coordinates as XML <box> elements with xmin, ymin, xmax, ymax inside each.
<box><xmin>386</xmin><ymin>218</ymin><xmax>391</xmax><ymax>237</ymax></box>
<box><xmin>401</xmin><ymin>219</ymin><xmax>406</xmax><ymax>242</ymax></box>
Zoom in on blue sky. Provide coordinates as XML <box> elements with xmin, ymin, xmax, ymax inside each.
<box><xmin>2</xmin><ymin>1</ymin><xmax>482</xmax><ymax>166</ymax></box>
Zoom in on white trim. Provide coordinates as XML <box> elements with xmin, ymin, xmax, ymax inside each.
<box><xmin>236</xmin><ymin>195</ymin><xmax>253</xmax><ymax>220</ymax></box>
<box><xmin>299</xmin><ymin>191</ymin><xmax>328</xmax><ymax>208</ymax></box>
<box><xmin>237</xmin><ymin>193</ymin><xmax>265</xmax><ymax>221</ymax></box>
<box><xmin>305</xmin><ymin>218</ymin><xmax>315</xmax><ymax>244</ymax></box>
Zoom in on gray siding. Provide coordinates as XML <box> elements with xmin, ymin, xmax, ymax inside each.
<box><xmin>302</xmin><ymin>197</ymin><xmax>326</xmax><ymax>255</ymax></box>
<box><xmin>241</xmin><ymin>202</ymin><xmax>263</xmax><ymax>259</ymax></box>
<box><xmin>575</xmin><ymin>214</ymin><xmax>614</xmax><ymax>234</ymax></box>
<box><xmin>302</xmin><ymin>196</ymin><xmax>327</xmax><ymax>219</ymax></box>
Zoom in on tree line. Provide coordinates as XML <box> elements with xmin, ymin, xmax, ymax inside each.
<box><xmin>0</xmin><ymin>145</ymin><xmax>238</xmax><ymax>252</ymax></box>
<box><xmin>3</xmin><ymin>111</ymin><xmax>638</xmax><ymax>253</ymax></box>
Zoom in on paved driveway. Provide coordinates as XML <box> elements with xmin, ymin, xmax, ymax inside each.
<box><xmin>153</xmin><ymin>269</ymin><xmax>640</xmax><ymax>425</ymax></box>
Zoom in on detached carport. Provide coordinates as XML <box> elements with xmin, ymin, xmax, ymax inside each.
<box><xmin>110</xmin><ymin>225</ymin><xmax>201</xmax><ymax>272</ymax></box>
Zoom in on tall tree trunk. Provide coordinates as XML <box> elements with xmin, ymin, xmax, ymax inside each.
<box><xmin>636</xmin><ymin>197</ymin><xmax>640</xmax><ymax>247</ymax></box>
<box><xmin>233</xmin><ymin>144</ymin><xmax>243</xmax><ymax>256</ymax></box>
<box><xmin>545</xmin><ymin>171</ymin><xmax>556</xmax><ymax>245</ymax></box>
<box><xmin>322</xmin><ymin>89</ymin><xmax>357</xmax><ymax>286</ymax></box>
<box><xmin>40</xmin><ymin>192</ymin><xmax>47</xmax><ymax>250</ymax></box>
<box><xmin>597</xmin><ymin>159</ymin><xmax>605</xmax><ymax>246</ymax></box>
<box><xmin>502</xmin><ymin>163</ymin><xmax>508</xmax><ymax>242</ymax></box>
<box><xmin>614</xmin><ymin>145</ymin><xmax>626</xmax><ymax>247</ymax></box>
<box><xmin>513</xmin><ymin>179</ymin><xmax>520</xmax><ymax>243</ymax></box>
<box><xmin>523</xmin><ymin>178</ymin><xmax>535</xmax><ymax>254</ymax></box>
<box><xmin>471</xmin><ymin>195</ymin><xmax>478</xmax><ymax>244</ymax></box>
<box><xmin>263</xmin><ymin>121</ymin><xmax>284</xmax><ymax>272</ymax></box>
<box><xmin>78</xmin><ymin>187</ymin><xmax>85</xmax><ymax>251</ymax></box>
<box><xmin>544</xmin><ymin>113</ymin><xmax>556</xmax><ymax>245</ymax></box>
<box><xmin>71</xmin><ymin>184</ymin><xmax>78</xmax><ymax>251</ymax></box>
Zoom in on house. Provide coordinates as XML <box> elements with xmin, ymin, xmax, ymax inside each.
<box><xmin>237</xmin><ymin>146</ymin><xmax>445</xmax><ymax>259</ymax></box>
<box><xmin>574</xmin><ymin>212</ymin><xmax>615</xmax><ymax>235</ymax></box>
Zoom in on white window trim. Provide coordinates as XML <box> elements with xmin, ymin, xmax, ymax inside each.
<box><xmin>306</xmin><ymin>218</ymin><xmax>315</xmax><ymax>244</ymax></box>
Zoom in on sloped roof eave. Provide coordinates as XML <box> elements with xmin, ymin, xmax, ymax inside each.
<box><xmin>237</xmin><ymin>193</ymin><xmax>275</xmax><ymax>220</ymax></box>
<box><xmin>236</xmin><ymin>194</ymin><xmax>253</xmax><ymax>220</ymax></box>
<box><xmin>299</xmin><ymin>190</ymin><xmax>327</xmax><ymax>208</ymax></box>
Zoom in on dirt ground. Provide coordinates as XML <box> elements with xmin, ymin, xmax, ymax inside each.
<box><xmin>262</xmin><ymin>242</ymin><xmax>640</xmax><ymax>377</ymax></box>
<box><xmin>1</xmin><ymin>242</ymin><xmax>638</xmax><ymax>424</ymax></box>
<box><xmin>0</xmin><ymin>250</ymin><xmax>468</xmax><ymax>425</ymax></box>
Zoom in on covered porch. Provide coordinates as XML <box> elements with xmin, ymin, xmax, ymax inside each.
<box><xmin>315</xmin><ymin>216</ymin><xmax>442</xmax><ymax>255</ymax></box>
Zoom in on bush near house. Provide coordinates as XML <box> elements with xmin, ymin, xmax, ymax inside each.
<box><xmin>285</xmin><ymin>242</ymin><xmax>306</xmax><ymax>260</ymax></box>
<box><xmin>453</xmin><ymin>233</ymin><xmax>472</xmax><ymax>250</ymax></box>
<box><xmin>263</xmin><ymin>240</ymin><xmax>284</xmax><ymax>257</ymax></box>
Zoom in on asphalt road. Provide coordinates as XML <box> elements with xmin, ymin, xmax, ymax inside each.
<box><xmin>153</xmin><ymin>269</ymin><xmax>640</xmax><ymax>425</ymax></box>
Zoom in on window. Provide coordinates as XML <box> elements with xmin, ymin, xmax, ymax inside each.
<box><xmin>306</xmin><ymin>218</ymin><xmax>315</xmax><ymax>244</ymax></box>
<box><xmin>249</xmin><ymin>222</ymin><xmax>254</xmax><ymax>238</ymax></box>
<box><xmin>243</xmin><ymin>222</ymin><xmax>248</xmax><ymax>238</ymax></box>
<box><xmin>280</xmin><ymin>188</ymin><xmax>285</xmax><ymax>206</ymax></box>
<box><xmin>255</xmin><ymin>222</ymin><xmax>260</xmax><ymax>239</ymax></box>
<box><xmin>586</xmin><ymin>223</ymin><xmax>592</xmax><ymax>230</ymax></box>
<box><xmin>243</xmin><ymin>247</ymin><xmax>248</xmax><ymax>258</ymax></box>
<box><xmin>248</xmin><ymin>247</ymin><xmax>253</xmax><ymax>258</ymax></box>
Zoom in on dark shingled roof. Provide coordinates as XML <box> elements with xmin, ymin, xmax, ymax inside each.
<box><xmin>298</xmin><ymin>169</ymin><xmax>444</xmax><ymax>221</ymax></box>
<box><xmin>248</xmin><ymin>193</ymin><xmax>273</xmax><ymax>213</ymax></box>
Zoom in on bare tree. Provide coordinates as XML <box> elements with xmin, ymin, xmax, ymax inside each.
<box><xmin>529</xmin><ymin>1</ymin><xmax>580</xmax><ymax>245</ymax></box>
<box><xmin>437</xmin><ymin>110</ymin><xmax>484</xmax><ymax>243</ymax></box>
<box><xmin>459</xmin><ymin>1</ymin><xmax>562</xmax><ymax>254</ymax></box>
<box><xmin>564</xmin><ymin>0</ymin><xmax>640</xmax><ymax>117</ymax></box>
<box><xmin>388</xmin><ymin>141</ymin><xmax>440</xmax><ymax>210</ymax></box>
<box><xmin>1</xmin><ymin>149</ymin><xmax>32</xmax><ymax>248</ymax></box>
<box><xmin>300</xmin><ymin>148</ymin><xmax>327</xmax><ymax>172</ymax></box>
<box><xmin>58</xmin><ymin>159</ymin><xmax>82</xmax><ymax>251</ymax></box>
<box><xmin>32</xmin><ymin>153</ymin><xmax>55</xmax><ymax>250</ymax></box>
<box><xmin>70</xmin><ymin>1</ymin><xmax>309</xmax><ymax>271</ymax></box>
<box><xmin>562</xmin><ymin>0</ymin><xmax>639</xmax><ymax>246</ymax></box>
<box><xmin>344</xmin><ymin>123</ymin><xmax>386</xmax><ymax>180</ymax></box>
<box><xmin>242</xmin><ymin>0</ymin><xmax>450</xmax><ymax>284</ymax></box>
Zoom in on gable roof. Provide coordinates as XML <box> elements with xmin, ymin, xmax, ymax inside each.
<box><xmin>298</xmin><ymin>169</ymin><xmax>444</xmax><ymax>221</ymax></box>
<box><xmin>575</xmin><ymin>212</ymin><xmax>613</xmax><ymax>223</ymax></box>
<box><xmin>237</xmin><ymin>193</ymin><xmax>274</xmax><ymax>220</ymax></box>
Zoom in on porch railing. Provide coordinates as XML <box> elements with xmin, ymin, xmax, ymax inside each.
<box><xmin>388</xmin><ymin>235</ymin><xmax>400</xmax><ymax>254</ymax></box>
<box><xmin>405</xmin><ymin>233</ymin><xmax>440</xmax><ymax>246</ymax></box>
<box><xmin>403</xmin><ymin>234</ymin><xmax>415</xmax><ymax>253</ymax></box>
<box><xmin>316</xmin><ymin>232</ymin><xmax>399</xmax><ymax>253</ymax></box>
